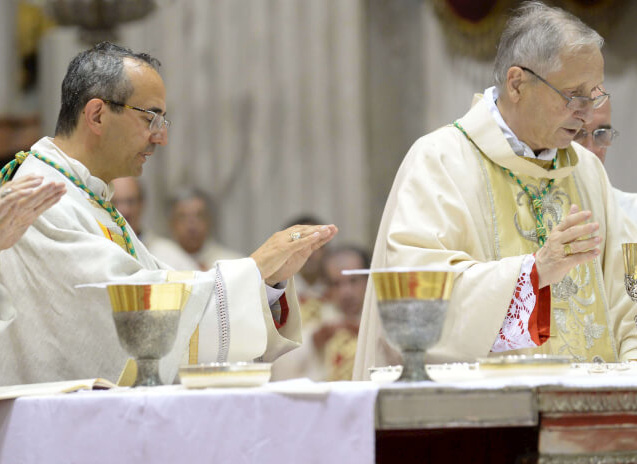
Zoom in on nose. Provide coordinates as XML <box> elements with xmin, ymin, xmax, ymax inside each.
<box><xmin>575</xmin><ymin>103</ymin><xmax>595</xmax><ymax>125</ymax></box>
<box><xmin>150</xmin><ymin>126</ymin><xmax>168</xmax><ymax>146</ymax></box>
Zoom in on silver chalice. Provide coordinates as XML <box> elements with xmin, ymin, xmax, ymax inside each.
<box><xmin>372</xmin><ymin>269</ymin><xmax>454</xmax><ymax>382</ymax></box>
<box><xmin>623</xmin><ymin>243</ymin><xmax>637</xmax><ymax>303</ymax></box>
<box><xmin>107</xmin><ymin>282</ymin><xmax>190</xmax><ymax>387</ymax></box>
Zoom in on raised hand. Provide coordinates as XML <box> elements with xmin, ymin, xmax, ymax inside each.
<box><xmin>250</xmin><ymin>224</ymin><xmax>338</xmax><ymax>286</ymax></box>
<box><xmin>0</xmin><ymin>175</ymin><xmax>66</xmax><ymax>250</ymax></box>
<box><xmin>535</xmin><ymin>204</ymin><xmax>601</xmax><ymax>288</ymax></box>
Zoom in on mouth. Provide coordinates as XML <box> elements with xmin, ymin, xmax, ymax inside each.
<box><xmin>139</xmin><ymin>152</ymin><xmax>153</xmax><ymax>163</ymax></box>
<box><xmin>563</xmin><ymin>128</ymin><xmax>579</xmax><ymax>137</ymax></box>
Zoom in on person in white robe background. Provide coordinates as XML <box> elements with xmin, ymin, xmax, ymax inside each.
<box><xmin>572</xmin><ymin>94</ymin><xmax>637</xmax><ymax>222</ymax></box>
<box><xmin>354</xmin><ymin>1</ymin><xmax>637</xmax><ymax>379</ymax></box>
<box><xmin>271</xmin><ymin>244</ymin><xmax>369</xmax><ymax>382</ymax></box>
<box><xmin>150</xmin><ymin>187</ymin><xmax>244</xmax><ymax>271</ymax></box>
<box><xmin>0</xmin><ymin>42</ymin><xmax>337</xmax><ymax>386</ymax></box>
<box><xmin>111</xmin><ymin>179</ymin><xmax>243</xmax><ymax>270</ymax></box>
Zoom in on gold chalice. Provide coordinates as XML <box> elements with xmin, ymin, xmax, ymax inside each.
<box><xmin>107</xmin><ymin>282</ymin><xmax>190</xmax><ymax>387</ymax></box>
<box><xmin>372</xmin><ymin>269</ymin><xmax>454</xmax><ymax>382</ymax></box>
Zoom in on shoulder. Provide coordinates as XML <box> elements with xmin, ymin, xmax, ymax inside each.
<box><xmin>396</xmin><ymin>123</ymin><xmax>479</xmax><ymax>185</ymax></box>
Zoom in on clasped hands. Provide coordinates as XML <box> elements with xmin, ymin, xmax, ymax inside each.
<box><xmin>250</xmin><ymin>224</ymin><xmax>338</xmax><ymax>286</ymax></box>
<box><xmin>535</xmin><ymin>204</ymin><xmax>601</xmax><ymax>288</ymax></box>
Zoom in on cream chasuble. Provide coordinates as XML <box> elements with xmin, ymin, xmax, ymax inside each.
<box><xmin>0</xmin><ymin>137</ymin><xmax>302</xmax><ymax>386</ymax></box>
<box><xmin>353</xmin><ymin>98</ymin><xmax>637</xmax><ymax>380</ymax></box>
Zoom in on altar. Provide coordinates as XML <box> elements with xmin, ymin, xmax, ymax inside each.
<box><xmin>1</xmin><ymin>365</ymin><xmax>637</xmax><ymax>463</ymax></box>
<box><xmin>376</xmin><ymin>363</ymin><xmax>637</xmax><ymax>463</ymax></box>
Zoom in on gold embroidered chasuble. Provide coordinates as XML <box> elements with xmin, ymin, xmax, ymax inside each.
<box><xmin>353</xmin><ymin>98</ymin><xmax>637</xmax><ymax>379</ymax></box>
<box><xmin>482</xmin><ymin>147</ymin><xmax>615</xmax><ymax>361</ymax></box>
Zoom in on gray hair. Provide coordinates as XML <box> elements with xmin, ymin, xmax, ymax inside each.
<box><xmin>494</xmin><ymin>1</ymin><xmax>603</xmax><ymax>92</ymax></box>
<box><xmin>55</xmin><ymin>42</ymin><xmax>161</xmax><ymax>137</ymax></box>
<box><xmin>169</xmin><ymin>187</ymin><xmax>216</xmax><ymax>220</ymax></box>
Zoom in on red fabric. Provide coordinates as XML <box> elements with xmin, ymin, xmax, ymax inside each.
<box><xmin>528</xmin><ymin>260</ymin><xmax>551</xmax><ymax>346</ymax></box>
<box><xmin>273</xmin><ymin>293</ymin><xmax>290</xmax><ymax>329</ymax></box>
<box><xmin>447</xmin><ymin>0</ymin><xmax>498</xmax><ymax>22</ymax></box>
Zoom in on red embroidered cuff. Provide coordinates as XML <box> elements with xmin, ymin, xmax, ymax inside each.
<box><xmin>273</xmin><ymin>293</ymin><xmax>290</xmax><ymax>329</ymax></box>
<box><xmin>528</xmin><ymin>259</ymin><xmax>551</xmax><ymax>346</ymax></box>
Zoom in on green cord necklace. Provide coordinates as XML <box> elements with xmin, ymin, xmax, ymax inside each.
<box><xmin>0</xmin><ymin>150</ymin><xmax>137</xmax><ymax>258</ymax></box>
<box><xmin>453</xmin><ymin>121</ymin><xmax>557</xmax><ymax>246</ymax></box>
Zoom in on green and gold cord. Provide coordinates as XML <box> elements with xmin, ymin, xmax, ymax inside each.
<box><xmin>1</xmin><ymin>150</ymin><xmax>137</xmax><ymax>258</ymax></box>
<box><xmin>453</xmin><ymin>121</ymin><xmax>557</xmax><ymax>246</ymax></box>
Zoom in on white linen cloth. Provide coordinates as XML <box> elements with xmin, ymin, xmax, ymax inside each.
<box><xmin>0</xmin><ymin>380</ymin><xmax>378</xmax><ymax>464</ymax></box>
<box><xmin>0</xmin><ymin>137</ymin><xmax>302</xmax><ymax>386</ymax></box>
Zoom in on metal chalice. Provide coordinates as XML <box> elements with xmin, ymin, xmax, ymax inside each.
<box><xmin>372</xmin><ymin>269</ymin><xmax>454</xmax><ymax>382</ymax></box>
<box><xmin>623</xmin><ymin>243</ymin><xmax>637</xmax><ymax>303</ymax></box>
<box><xmin>107</xmin><ymin>282</ymin><xmax>190</xmax><ymax>387</ymax></box>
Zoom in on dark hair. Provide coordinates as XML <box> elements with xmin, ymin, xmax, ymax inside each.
<box><xmin>55</xmin><ymin>42</ymin><xmax>161</xmax><ymax>137</ymax></box>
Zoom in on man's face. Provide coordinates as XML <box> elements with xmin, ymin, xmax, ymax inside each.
<box><xmin>101</xmin><ymin>59</ymin><xmax>168</xmax><ymax>181</ymax></box>
<box><xmin>171</xmin><ymin>197</ymin><xmax>210</xmax><ymax>254</ymax></box>
<box><xmin>516</xmin><ymin>47</ymin><xmax>604</xmax><ymax>151</ymax></box>
<box><xmin>574</xmin><ymin>100</ymin><xmax>611</xmax><ymax>163</ymax></box>
<box><xmin>111</xmin><ymin>177</ymin><xmax>144</xmax><ymax>235</ymax></box>
<box><xmin>324</xmin><ymin>251</ymin><xmax>367</xmax><ymax>319</ymax></box>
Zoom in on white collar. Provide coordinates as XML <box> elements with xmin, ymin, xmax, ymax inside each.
<box><xmin>482</xmin><ymin>86</ymin><xmax>557</xmax><ymax>161</ymax></box>
<box><xmin>31</xmin><ymin>137</ymin><xmax>115</xmax><ymax>201</ymax></box>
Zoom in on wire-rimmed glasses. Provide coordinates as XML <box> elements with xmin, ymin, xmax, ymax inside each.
<box><xmin>103</xmin><ymin>100</ymin><xmax>171</xmax><ymax>134</ymax></box>
<box><xmin>574</xmin><ymin>127</ymin><xmax>619</xmax><ymax>147</ymax></box>
<box><xmin>518</xmin><ymin>66</ymin><xmax>609</xmax><ymax>111</ymax></box>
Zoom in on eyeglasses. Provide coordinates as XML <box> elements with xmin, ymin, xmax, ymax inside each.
<box><xmin>573</xmin><ymin>127</ymin><xmax>619</xmax><ymax>147</ymax></box>
<box><xmin>103</xmin><ymin>100</ymin><xmax>171</xmax><ymax>134</ymax></box>
<box><xmin>518</xmin><ymin>66</ymin><xmax>609</xmax><ymax>111</ymax></box>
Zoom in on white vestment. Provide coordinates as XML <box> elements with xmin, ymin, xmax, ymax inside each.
<box><xmin>614</xmin><ymin>188</ymin><xmax>637</xmax><ymax>226</ymax></box>
<box><xmin>353</xmin><ymin>99</ymin><xmax>637</xmax><ymax>380</ymax></box>
<box><xmin>0</xmin><ymin>137</ymin><xmax>302</xmax><ymax>386</ymax></box>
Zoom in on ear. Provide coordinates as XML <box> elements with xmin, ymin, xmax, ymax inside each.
<box><xmin>505</xmin><ymin>66</ymin><xmax>526</xmax><ymax>103</ymax></box>
<box><xmin>83</xmin><ymin>98</ymin><xmax>107</xmax><ymax>135</ymax></box>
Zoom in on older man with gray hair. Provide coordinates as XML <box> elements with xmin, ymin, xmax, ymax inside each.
<box><xmin>355</xmin><ymin>1</ymin><xmax>637</xmax><ymax>379</ymax></box>
<box><xmin>149</xmin><ymin>188</ymin><xmax>243</xmax><ymax>271</ymax></box>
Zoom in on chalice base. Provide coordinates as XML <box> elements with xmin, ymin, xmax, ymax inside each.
<box><xmin>135</xmin><ymin>358</ymin><xmax>162</xmax><ymax>387</ymax></box>
<box><xmin>398</xmin><ymin>351</ymin><xmax>431</xmax><ymax>382</ymax></box>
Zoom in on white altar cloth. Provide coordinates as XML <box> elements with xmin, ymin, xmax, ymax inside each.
<box><xmin>0</xmin><ymin>380</ymin><xmax>379</xmax><ymax>464</ymax></box>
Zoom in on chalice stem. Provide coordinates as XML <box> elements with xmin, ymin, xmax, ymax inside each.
<box><xmin>398</xmin><ymin>350</ymin><xmax>431</xmax><ymax>381</ymax></box>
<box><xmin>135</xmin><ymin>358</ymin><xmax>162</xmax><ymax>387</ymax></box>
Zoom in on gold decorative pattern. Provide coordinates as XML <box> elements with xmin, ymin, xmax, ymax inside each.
<box><xmin>539</xmin><ymin>390</ymin><xmax>637</xmax><ymax>413</ymax></box>
<box><xmin>539</xmin><ymin>453</ymin><xmax>637</xmax><ymax>463</ymax></box>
